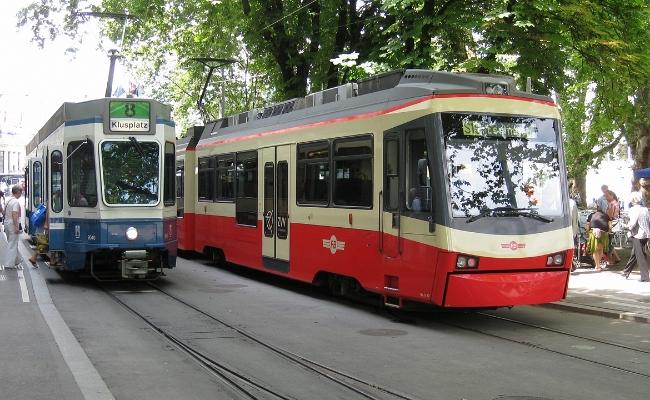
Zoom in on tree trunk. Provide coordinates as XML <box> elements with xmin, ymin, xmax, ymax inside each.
<box><xmin>630</xmin><ymin>87</ymin><xmax>650</xmax><ymax>205</ymax></box>
<box><xmin>573</xmin><ymin>175</ymin><xmax>588</xmax><ymax>208</ymax></box>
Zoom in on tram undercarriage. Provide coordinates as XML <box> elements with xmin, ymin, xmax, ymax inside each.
<box><xmin>79</xmin><ymin>249</ymin><xmax>170</xmax><ymax>280</ymax></box>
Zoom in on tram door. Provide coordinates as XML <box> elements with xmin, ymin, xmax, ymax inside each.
<box><xmin>27</xmin><ymin>157</ymin><xmax>44</xmax><ymax>224</ymax></box>
<box><xmin>261</xmin><ymin>146</ymin><xmax>291</xmax><ymax>273</ymax></box>
<box><xmin>382</xmin><ymin>134</ymin><xmax>401</xmax><ymax>258</ymax></box>
<box><xmin>48</xmin><ymin>146</ymin><xmax>65</xmax><ymax>253</ymax></box>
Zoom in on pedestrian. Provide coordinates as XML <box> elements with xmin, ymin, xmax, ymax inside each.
<box><xmin>28</xmin><ymin>203</ymin><xmax>48</xmax><ymax>268</ymax></box>
<box><xmin>627</xmin><ymin>184</ymin><xmax>644</xmax><ymax>209</ymax></box>
<box><xmin>605</xmin><ymin>190</ymin><xmax>622</xmax><ymax>265</ymax></box>
<box><xmin>585</xmin><ymin>207</ymin><xmax>612</xmax><ymax>272</ymax></box>
<box><xmin>596</xmin><ymin>184</ymin><xmax>608</xmax><ymax>213</ymax></box>
<box><xmin>620</xmin><ymin>193</ymin><xmax>650</xmax><ymax>282</ymax></box>
<box><xmin>569</xmin><ymin>181</ymin><xmax>581</xmax><ymax>205</ymax></box>
<box><xmin>2</xmin><ymin>185</ymin><xmax>24</xmax><ymax>270</ymax></box>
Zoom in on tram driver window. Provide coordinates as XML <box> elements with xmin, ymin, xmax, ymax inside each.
<box><xmin>68</xmin><ymin>140</ymin><xmax>97</xmax><ymax>207</ymax></box>
<box><xmin>406</xmin><ymin>129</ymin><xmax>430</xmax><ymax>212</ymax></box>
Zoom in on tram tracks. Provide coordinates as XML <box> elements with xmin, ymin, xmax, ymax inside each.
<box><xmin>418</xmin><ymin>310</ymin><xmax>650</xmax><ymax>379</ymax></box>
<box><xmin>99</xmin><ymin>281</ymin><xmax>416</xmax><ymax>400</ymax></box>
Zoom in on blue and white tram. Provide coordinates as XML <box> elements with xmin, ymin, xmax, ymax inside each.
<box><xmin>25</xmin><ymin>98</ymin><xmax>177</xmax><ymax>279</ymax></box>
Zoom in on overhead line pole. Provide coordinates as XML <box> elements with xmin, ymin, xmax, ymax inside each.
<box><xmin>74</xmin><ymin>11</ymin><xmax>141</xmax><ymax>97</ymax></box>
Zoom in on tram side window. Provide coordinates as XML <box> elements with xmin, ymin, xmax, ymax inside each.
<box><xmin>176</xmin><ymin>162</ymin><xmax>184</xmax><ymax>217</ymax></box>
<box><xmin>236</xmin><ymin>151</ymin><xmax>258</xmax><ymax>227</ymax></box>
<box><xmin>164</xmin><ymin>142</ymin><xmax>175</xmax><ymax>206</ymax></box>
<box><xmin>32</xmin><ymin>161</ymin><xmax>43</xmax><ymax>207</ymax></box>
<box><xmin>333</xmin><ymin>136</ymin><xmax>373</xmax><ymax>208</ymax></box>
<box><xmin>384</xmin><ymin>136</ymin><xmax>399</xmax><ymax>211</ymax></box>
<box><xmin>68</xmin><ymin>140</ymin><xmax>97</xmax><ymax>207</ymax></box>
<box><xmin>406</xmin><ymin>129</ymin><xmax>431</xmax><ymax>212</ymax></box>
<box><xmin>51</xmin><ymin>151</ymin><xmax>63</xmax><ymax>213</ymax></box>
<box><xmin>216</xmin><ymin>154</ymin><xmax>235</xmax><ymax>201</ymax></box>
<box><xmin>296</xmin><ymin>141</ymin><xmax>329</xmax><ymax>206</ymax></box>
<box><xmin>198</xmin><ymin>156</ymin><xmax>216</xmax><ymax>201</ymax></box>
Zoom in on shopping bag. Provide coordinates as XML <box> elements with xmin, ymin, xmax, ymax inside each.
<box><xmin>29</xmin><ymin>203</ymin><xmax>47</xmax><ymax>234</ymax></box>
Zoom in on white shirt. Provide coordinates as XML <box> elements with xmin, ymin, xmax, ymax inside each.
<box><xmin>3</xmin><ymin>196</ymin><xmax>21</xmax><ymax>230</ymax></box>
<box><xmin>626</xmin><ymin>204</ymin><xmax>650</xmax><ymax>239</ymax></box>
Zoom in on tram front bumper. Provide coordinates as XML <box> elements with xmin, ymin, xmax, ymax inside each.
<box><xmin>444</xmin><ymin>270</ymin><xmax>569</xmax><ymax>308</ymax></box>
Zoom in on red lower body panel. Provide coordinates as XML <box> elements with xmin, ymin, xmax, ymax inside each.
<box><xmin>444</xmin><ymin>271</ymin><xmax>569</xmax><ymax>307</ymax></box>
<box><xmin>177</xmin><ymin>214</ymin><xmax>195</xmax><ymax>251</ymax></box>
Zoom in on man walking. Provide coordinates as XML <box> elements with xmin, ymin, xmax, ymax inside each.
<box><xmin>2</xmin><ymin>185</ymin><xmax>24</xmax><ymax>270</ymax></box>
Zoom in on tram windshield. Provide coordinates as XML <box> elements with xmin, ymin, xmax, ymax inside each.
<box><xmin>101</xmin><ymin>140</ymin><xmax>160</xmax><ymax>205</ymax></box>
<box><xmin>443</xmin><ymin>113</ymin><xmax>562</xmax><ymax>218</ymax></box>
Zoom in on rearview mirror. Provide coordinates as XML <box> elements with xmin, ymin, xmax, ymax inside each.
<box><xmin>417</xmin><ymin>158</ymin><xmax>428</xmax><ymax>187</ymax></box>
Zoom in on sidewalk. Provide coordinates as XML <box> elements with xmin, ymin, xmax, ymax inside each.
<box><xmin>0</xmin><ymin>230</ymin><xmax>113</xmax><ymax>399</ymax></box>
<box><xmin>542</xmin><ymin>243</ymin><xmax>650</xmax><ymax>323</ymax></box>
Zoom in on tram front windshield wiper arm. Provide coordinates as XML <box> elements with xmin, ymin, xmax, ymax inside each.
<box><xmin>466</xmin><ymin>210</ymin><xmax>491</xmax><ymax>223</ymax></box>
<box><xmin>129</xmin><ymin>136</ymin><xmax>145</xmax><ymax>156</ymax></box>
<box><xmin>517</xmin><ymin>210</ymin><xmax>554</xmax><ymax>223</ymax></box>
<box><xmin>466</xmin><ymin>207</ymin><xmax>519</xmax><ymax>223</ymax></box>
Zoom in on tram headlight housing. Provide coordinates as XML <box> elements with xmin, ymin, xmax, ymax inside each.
<box><xmin>456</xmin><ymin>255</ymin><xmax>479</xmax><ymax>269</ymax></box>
<box><xmin>546</xmin><ymin>252</ymin><xmax>566</xmax><ymax>266</ymax></box>
<box><xmin>485</xmin><ymin>83</ymin><xmax>508</xmax><ymax>95</ymax></box>
<box><xmin>125</xmin><ymin>227</ymin><xmax>139</xmax><ymax>241</ymax></box>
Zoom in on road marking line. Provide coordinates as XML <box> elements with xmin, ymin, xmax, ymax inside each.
<box><xmin>18</xmin><ymin>269</ymin><xmax>30</xmax><ymax>302</ymax></box>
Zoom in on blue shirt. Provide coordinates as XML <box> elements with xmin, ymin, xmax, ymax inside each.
<box><xmin>597</xmin><ymin>195</ymin><xmax>608</xmax><ymax>213</ymax></box>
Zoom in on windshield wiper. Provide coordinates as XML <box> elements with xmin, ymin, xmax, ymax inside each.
<box><xmin>466</xmin><ymin>207</ymin><xmax>520</xmax><ymax>223</ymax></box>
<box><xmin>466</xmin><ymin>207</ymin><xmax>553</xmax><ymax>223</ymax></box>
<box><xmin>518</xmin><ymin>210</ymin><xmax>554</xmax><ymax>222</ymax></box>
<box><xmin>129</xmin><ymin>136</ymin><xmax>145</xmax><ymax>156</ymax></box>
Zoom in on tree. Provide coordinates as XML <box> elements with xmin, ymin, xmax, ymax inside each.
<box><xmin>17</xmin><ymin>0</ymin><xmax>650</xmax><ymax>188</ymax></box>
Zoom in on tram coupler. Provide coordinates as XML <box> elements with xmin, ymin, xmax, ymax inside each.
<box><xmin>121</xmin><ymin>250</ymin><xmax>149</xmax><ymax>278</ymax></box>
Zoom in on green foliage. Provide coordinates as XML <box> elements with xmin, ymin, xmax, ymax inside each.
<box><xmin>15</xmin><ymin>0</ymin><xmax>650</xmax><ymax>185</ymax></box>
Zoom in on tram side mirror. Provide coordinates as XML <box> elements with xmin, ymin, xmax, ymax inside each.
<box><xmin>417</xmin><ymin>158</ymin><xmax>429</xmax><ymax>187</ymax></box>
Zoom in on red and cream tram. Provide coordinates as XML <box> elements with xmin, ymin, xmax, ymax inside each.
<box><xmin>177</xmin><ymin>69</ymin><xmax>572</xmax><ymax>308</ymax></box>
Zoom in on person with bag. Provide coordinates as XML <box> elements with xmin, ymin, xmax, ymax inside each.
<box><xmin>28</xmin><ymin>203</ymin><xmax>48</xmax><ymax>268</ymax></box>
<box><xmin>585</xmin><ymin>208</ymin><xmax>612</xmax><ymax>272</ymax></box>
<box><xmin>2</xmin><ymin>185</ymin><xmax>24</xmax><ymax>270</ymax></box>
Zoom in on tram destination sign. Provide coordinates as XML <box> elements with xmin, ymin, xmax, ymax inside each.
<box><xmin>462</xmin><ymin>120</ymin><xmax>538</xmax><ymax>139</ymax></box>
<box><xmin>109</xmin><ymin>101</ymin><xmax>151</xmax><ymax>132</ymax></box>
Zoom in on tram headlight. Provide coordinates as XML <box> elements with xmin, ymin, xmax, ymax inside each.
<box><xmin>485</xmin><ymin>83</ymin><xmax>508</xmax><ymax>95</ymax></box>
<box><xmin>456</xmin><ymin>255</ymin><xmax>479</xmax><ymax>269</ymax></box>
<box><xmin>126</xmin><ymin>227</ymin><xmax>139</xmax><ymax>241</ymax></box>
<box><xmin>546</xmin><ymin>252</ymin><xmax>565</xmax><ymax>266</ymax></box>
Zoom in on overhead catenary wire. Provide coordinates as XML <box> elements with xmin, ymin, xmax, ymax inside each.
<box><xmin>260</xmin><ymin>0</ymin><xmax>317</xmax><ymax>32</ymax></box>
